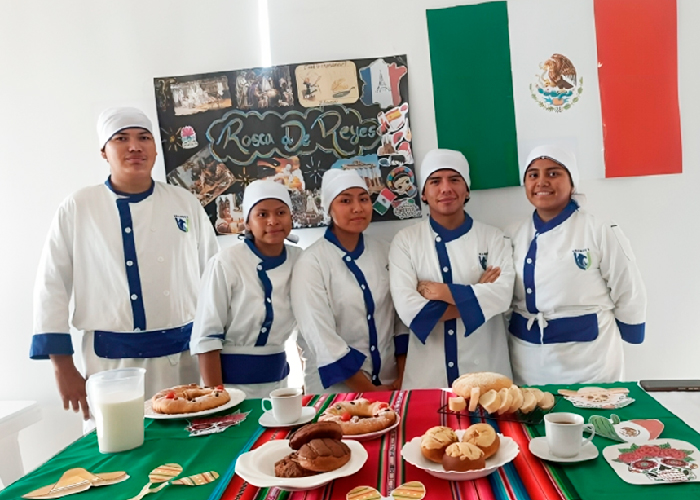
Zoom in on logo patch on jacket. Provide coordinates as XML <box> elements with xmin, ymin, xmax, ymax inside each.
<box><xmin>174</xmin><ymin>215</ymin><xmax>189</xmax><ymax>233</ymax></box>
<box><xmin>573</xmin><ymin>249</ymin><xmax>591</xmax><ymax>270</ymax></box>
<box><xmin>478</xmin><ymin>252</ymin><xmax>488</xmax><ymax>270</ymax></box>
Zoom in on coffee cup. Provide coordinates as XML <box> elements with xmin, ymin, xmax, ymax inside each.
<box><xmin>544</xmin><ymin>412</ymin><xmax>595</xmax><ymax>458</ymax></box>
<box><xmin>261</xmin><ymin>388</ymin><xmax>302</xmax><ymax>424</ymax></box>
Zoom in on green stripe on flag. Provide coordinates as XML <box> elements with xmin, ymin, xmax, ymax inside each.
<box><xmin>427</xmin><ymin>2</ymin><xmax>520</xmax><ymax>190</ymax></box>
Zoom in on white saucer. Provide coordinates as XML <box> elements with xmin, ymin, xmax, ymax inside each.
<box><xmin>529</xmin><ymin>436</ymin><xmax>599</xmax><ymax>463</ymax></box>
<box><xmin>258</xmin><ymin>406</ymin><xmax>316</xmax><ymax>428</ymax></box>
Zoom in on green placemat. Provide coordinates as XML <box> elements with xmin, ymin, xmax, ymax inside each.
<box><xmin>528</xmin><ymin>382</ymin><xmax>700</xmax><ymax>499</ymax></box>
<box><xmin>1</xmin><ymin>400</ymin><xmax>264</xmax><ymax>500</ymax></box>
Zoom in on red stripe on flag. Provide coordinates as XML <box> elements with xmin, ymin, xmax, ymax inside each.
<box><xmin>594</xmin><ymin>0</ymin><xmax>681</xmax><ymax>177</ymax></box>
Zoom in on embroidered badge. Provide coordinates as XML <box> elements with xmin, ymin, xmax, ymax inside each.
<box><xmin>174</xmin><ymin>215</ymin><xmax>189</xmax><ymax>233</ymax></box>
<box><xmin>478</xmin><ymin>252</ymin><xmax>488</xmax><ymax>270</ymax></box>
<box><xmin>573</xmin><ymin>249</ymin><xmax>591</xmax><ymax>270</ymax></box>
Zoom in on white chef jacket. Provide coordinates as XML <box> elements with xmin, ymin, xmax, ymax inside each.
<box><xmin>389</xmin><ymin>214</ymin><xmax>513</xmax><ymax>390</ymax></box>
<box><xmin>31</xmin><ymin>179</ymin><xmax>219</xmax><ymax>398</ymax></box>
<box><xmin>291</xmin><ymin>229</ymin><xmax>408</xmax><ymax>395</ymax></box>
<box><xmin>506</xmin><ymin>200</ymin><xmax>647</xmax><ymax>385</ymax></box>
<box><xmin>190</xmin><ymin>239</ymin><xmax>301</xmax><ymax>399</ymax></box>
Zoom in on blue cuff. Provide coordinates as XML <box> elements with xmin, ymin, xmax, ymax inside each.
<box><xmin>617</xmin><ymin>320</ymin><xmax>645</xmax><ymax>344</ymax></box>
<box><xmin>410</xmin><ymin>300</ymin><xmax>448</xmax><ymax>344</ymax></box>
<box><xmin>448</xmin><ymin>284</ymin><xmax>485</xmax><ymax>336</ymax></box>
<box><xmin>30</xmin><ymin>333</ymin><xmax>74</xmax><ymax>360</ymax></box>
<box><xmin>318</xmin><ymin>347</ymin><xmax>367</xmax><ymax>389</ymax></box>
<box><xmin>394</xmin><ymin>334</ymin><xmax>409</xmax><ymax>356</ymax></box>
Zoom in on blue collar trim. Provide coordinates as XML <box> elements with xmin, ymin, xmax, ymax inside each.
<box><xmin>244</xmin><ymin>239</ymin><xmax>287</xmax><ymax>270</ymax></box>
<box><xmin>533</xmin><ymin>200</ymin><xmax>578</xmax><ymax>235</ymax></box>
<box><xmin>429</xmin><ymin>213</ymin><xmax>474</xmax><ymax>243</ymax></box>
<box><xmin>105</xmin><ymin>177</ymin><xmax>155</xmax><ymax>203</ymax></box>
<box><xmin>324</xmin><ymin>227</ymin><xmax>365</xmax><ymax>260</ymax></box>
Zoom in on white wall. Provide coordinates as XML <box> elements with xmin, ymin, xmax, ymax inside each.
<box><xmin>1</xmin><ymin>0</ymin><xmax>698</xmax><ymax>482</ymax></box>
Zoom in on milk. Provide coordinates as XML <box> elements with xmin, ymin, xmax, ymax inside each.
<box><xmin>93</xmin><ymin>393</ymin><xmax>144</xmax><ymax>453</ymax></box>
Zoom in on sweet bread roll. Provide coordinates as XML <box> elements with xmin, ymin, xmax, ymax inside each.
<box><xmin>449</xmin><ymin>397</ymin><xmax>466</xmax><ymax>412</ymax></box>
<box><xmin>442</xmin><ymin>442</ymin><xmax>485</xmax><ymax>472</ymax></box>
<box><xmin>468</xmin><ymin>387</ymin><xmax>480</xmax><ymax>412</ymax></box>
<box><xmin>538</xmin><ymin>392</ymin><xmax>555</xmax><ymax>410</ymax></box>
<box><xmin>479</xmin><ymin>389</ymin><xmax>501</xmax><ymax>414</ymax></box>
<box><xmin>497</xmin><ymin>387</ymin><xmax>514</xmax><ymax>415</ymax></box>
<box><xmin>462</xmin><ymin>423</ymin><xmax>500</xmax><ymax>459</ymax></box>
<box><xmin>452</xmin><ymin>372</ymin><xmax>513</xmax><ymax>399</ymax></box>
<box><xmin>528</xmin><ymin>388</ymin><xmax>545</xmax><ymax>405</ymax></box>
<box><xmin>420</xmin><ymin>426</ymin><xmax>457</xmax><ymax>463</ymax></box>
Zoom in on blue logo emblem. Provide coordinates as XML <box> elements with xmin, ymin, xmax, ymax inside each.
<box><xmin>573</xmin><ymin>250</ymin><xmax>591</xmax><ymax>270</ymax></box>
<box><xmin>478</xmin><ymin>252</ymin><xmax>488</xmax><ymax>270</ymax></box>
<box><xmin>174</xmin><ymin>215</ymin><xmax>189</xmax><ymax>233</ymax></box>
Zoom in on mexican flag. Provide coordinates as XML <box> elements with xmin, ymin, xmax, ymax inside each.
<box><xmin>426</xmin><ymin>0</ymin><xmax>682</xmax><ymax>190</ymax></box>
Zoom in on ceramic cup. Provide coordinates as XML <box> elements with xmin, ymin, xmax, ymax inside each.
<box><xmin>544</xmin><ymin>412</ymin><xmax>595</xmax><ymax>458</ymax></box>
<box><xmin>261</xmin><ymin>388</ymin><xmax>303</xmax><ymax>424</ymax></box>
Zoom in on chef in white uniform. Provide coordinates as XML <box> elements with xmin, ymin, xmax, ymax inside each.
<box><xmin>30</xmin><ymin>107</ymin><xmax>218</xmax><ymax>419</ymax></box>
<box><xmin>507</xmin><ymin>145</ymin><xmax>646</xmax><ymax>385</ymax></box>
<box><xmin>389</xmin><ymin>149</ymin><xmax>513</xmax><ymax>389</ymax></box>
<box><xmin>191</xmin><ymin>180</ymin><xmax>301</xmax><ymax>399</ymax></box>
<box><xmin>292</xmin><ymin>169</ymin><xmax>408</xmax><ymax>394</ymax></box>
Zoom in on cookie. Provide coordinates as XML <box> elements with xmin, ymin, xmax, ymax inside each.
<box><xmin>274</xmin><ymin>453</ymin><xmax>317</xmax><ymax>478</ymax></box>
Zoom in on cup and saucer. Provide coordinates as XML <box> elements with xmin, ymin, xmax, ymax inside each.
<box><xmin>258</xmin><ymin>388</ymin><xmax>316</xmax><ymax>428</ymax></box>
<box><xmin>529</xmin><ymin>412</ymin><xmax>599</xmax><ymax>463</ymax></box>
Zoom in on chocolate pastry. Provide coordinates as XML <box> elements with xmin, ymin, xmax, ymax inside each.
<box><xmin>289</xmin><ymin>421</ymin><xmax>343</xmax><ymax>450</ymax></box>
<box><xmin>274</xmin><ymin>452</ymin><xmax>317</xmax><ymax>478</ymax></box>
<box><xmin>295</xmin><ymin>438</ymin><xmax>351</xmax><ymax>473</ymax></box>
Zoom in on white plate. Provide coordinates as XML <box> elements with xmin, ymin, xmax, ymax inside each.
<box><xmin>235</xmin><ymin>439</ymin><xmax>368</xmax><ymax>491</ymax></box>
<box><xmin>144</xmin><ymin>388</ymin><xmax>246</xmax><ymax>419</ymax></box>
<box><xmin>602</xmin><ymin>439</ymin><xmax>700</xmax><ymax>485</ymax></box>
<box><xmin>529</xmin><ymin>436</ymin><xmax>599</xmax><ymax>463</ymax></box>
<box><xmin>401</xmin><ymin>431</ymin><xmax>519</xmax><ymax>481</ymax></box>
<box><xmin>343</xmin><ymin>415</ymin><xmax>401</xmax><ymax>441</ymax></box>
<box><xmin>258</xmin><ymin>406</ymin><xmax>317</xmax><ymax>428</ymax></box>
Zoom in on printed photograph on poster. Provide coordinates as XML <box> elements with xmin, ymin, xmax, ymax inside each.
<box><xmin>235</xmin><ymin>67</ymin><xmax>294</xmax><ymax>110</ymax></box>
<box><xmin>154</xmin><ymin>54</ymin><xmax>419</xmax><ymax>234</ymax></box>
<box><xmin>172</xmin><ymin>76</ymin><xmax>232</xmax><ymax>116</ymax></box>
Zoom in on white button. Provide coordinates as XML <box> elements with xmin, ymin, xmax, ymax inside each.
<box><xmin>345</xmin><ymin>256</ymin><xmax>351</xmax><ymax>262</ymax></box>
<box><xmin>448</xmin><ymin>329</ymin><xmax>454</xmax><ymax>335</ymax></box>
<box><xmin>436</xmin><ymin>236</ymin><xmax>442</xmax><ymax>242</ymax></box>
<box><xmin>526</xmin><ymin>258</ymin><xmax>532</xmax><ymax>264</ymax></box>
<box><xmin>163</xmin><ymin>291</ymin><xmax>170</xmax><ymax>296</ymax></box>
<box><xmin>266</xmin><ymin>297</ymin><xmax>272</xmax><ymax>303</ymax></box>
<box><xmin>131</xmin><ymin>294</ymin><xmax>138</xmax><ymax>300</ymax></box>
<box><xmin>448</xmin><ymin>362</ymin><xmax>454</xmax><ymax>368</ymax></box>
<box><xmin>443</xmin><ymin>266</ymin><xmax>449</xmax><ymax>272</ymax></box>
<box><xmin>361</xmin><ymin>285</ymin><xmax>366</xmax><ymax>290</ymax></box>
<box><xmin>372</xmin><ymin>375</ymin><xmax>378</xmax><ymax>381</ymax></box>
<box><xmin>134</xmin><ymin>327</ymin><xmax>141</xmax><ymax>332</ymax></box>
<box><xmin>126</xmin><ymin>260</ymin><xmax>133</xmax><ymax>266</ymax></box>
<box><xmin>158</xmin><ymin>257</ymin><xmax>164</xmax><ymax>262</ymax></box>
<box><xmin>371</xmin><ymin>346</ymin><xmax>376</xmax><ymax>352</ymax></box>
<box><xmin>261</xmin><ymin>327</ymin><xmax>267</xmax><ymax>333</ymax></box>
<box><xmin>125</xmin><ymin>227</ymin><xmax>131</xmax><ymax>234</ymax></box>
<box><xmin>367</xmin><ymin>314</ymin><xmax>372</xmax><ymax>320</ymax></box>
<box><xmin>257</xmin><ymin>265</ymin><xmax>262</xmax><ymax>270</ymax></box>
<box><xmin>526</xmin><ymin>288</ymin><xmax>532</xmax><ymax>294</ymax></box>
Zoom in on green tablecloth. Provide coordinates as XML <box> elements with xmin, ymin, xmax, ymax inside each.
<box><xmin>527</xmin><ymin>382</ymin><xmax>700</xmax><ymax>499</ymax></box>
<box><xmin>0</xmin><ymin>400</ymin><xmax>265</xmax><ymax>500</ymax></box>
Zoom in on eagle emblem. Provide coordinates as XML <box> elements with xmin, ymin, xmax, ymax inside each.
<box><xmin>573</xmin><ymin>249</ymin><xmax>591</xmax><ymax>270</ymax></box>
<box><xmin>530</xmin><ymin>53</ymin><xmax>583</xmax><ymax>113</ymax></box>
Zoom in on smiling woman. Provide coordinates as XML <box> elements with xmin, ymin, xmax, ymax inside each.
<box><xmin>506</xmin><ymin>145</ymin><xmax>647</xmax><ymax>386</ymax></box>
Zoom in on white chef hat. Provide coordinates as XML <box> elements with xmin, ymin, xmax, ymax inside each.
<box><xmin>97</xmin><ymin>107</ymin><xmax>153</xmax><ymax>149</ymax></box>
<box><xmin>419</xmin><ymin>149</ymin><xmax>471</xmax><ymax>190</ymax></box>
<box><xmin>523</xmin><ymin>145</ymin><xmax>579</xmax><ymax>188</ymax></box>
<box><xmin>321</xmin><ymin>168</ymin><xmax>369</xmax><ymax>216</ymax></box>
<box><xmin>242</xmin><ymin>180</ymin><xmax>293</xmax><ymax>222</ymax></box>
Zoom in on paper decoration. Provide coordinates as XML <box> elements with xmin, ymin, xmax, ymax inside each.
<box><xmin>22</xmin><ymin>468</ymin><xmax>128</xmax><ymax>499</ymax></box>
<box><xmin>604</xmin><ymin>439</ymin><xmax>700</xmax><ymax>485</ymax></box>
<box><xmin>187</xmin><ymin>410</ymin><xmax>250</xmax><ymax>437</ymax></box>
<box><xmin>171</xmin><ymin>471</ymin><xmax>219</xmax><ymax>486</ymax></box>
<box><xmin>558</xmin><ymin>387</ymin><xmax>635</xmax><ymax>409</ymax></box>
<box><xmin>347</xmin><ymin>481</ymin><xmax>426</xmax><ymax>500</ymax></box>
<box><xmin>589</xmin><ymin>414</ymin><xmax>664</xmax><ymax>443</ymax></box>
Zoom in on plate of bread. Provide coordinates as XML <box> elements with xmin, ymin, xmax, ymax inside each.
<box><xmin>401</xmin><ymin>423</ymin><xmax>519</xmax><ymax>481</ymax></box>
<box><xmin>235</xmin><ymin>422</ymin><xmax>368</xmax><ymax>491</ymax></box>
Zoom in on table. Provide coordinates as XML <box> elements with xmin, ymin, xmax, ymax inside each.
<box><xmin>3</xmin><ymin>385</ymin><xmax>700</xmax><ymax>500</ymax></box>
<box><xmin>0</xmin><ymin>401</ymin><xmax>42</xmax><ymax>487</ymax></box>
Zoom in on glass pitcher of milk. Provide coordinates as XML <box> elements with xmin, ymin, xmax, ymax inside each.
<box><xmin>86</xmin><ymin>367</ymin><xmax>146</xmax><ymax>454</ymax></box>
